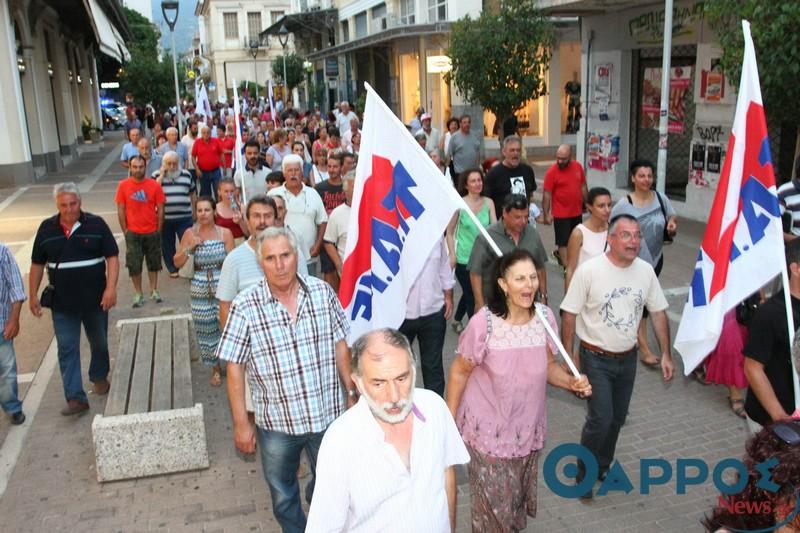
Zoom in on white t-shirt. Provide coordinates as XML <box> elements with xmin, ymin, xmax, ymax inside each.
<box><xmin>181</xmin><ymin>134</ymin><xmax>196</xmax><ymax>170</ymax></box>
<box><xmin>560</xmin><ymin>254</ymin><xmax>668</xmax><ymax>352</ymax></box>
<box><xmin>306</xmin><ymin>388</ymin><xmax>469</xmax><ymax>533</ymax></box>
<box><xmin>234</xmin><ymin>165</ymin><xmax>270</xmax><ymax>202</ymax></box>
<box><xmin>323</xmin><ymin>203</ymin><xmax>350</xmax><ymax>264</ymax></box>
<box><xmin>268</xmin><ymin>185</ymin><xmax>328</xmax><ymax>257</ymax></box>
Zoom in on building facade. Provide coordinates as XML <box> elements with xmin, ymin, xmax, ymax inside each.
<box><xmin>195</xmin><ymin>0</ymin><xmax>294</xmax><ymax>102</ymax></box>
<box><xmin>0</xmin><ymin>0</ymin><xmax>130</xmax><ymax>185</ymax></box>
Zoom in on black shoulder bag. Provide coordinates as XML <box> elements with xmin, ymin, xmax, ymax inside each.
<box><xmin>40</xmin><ymin>239</ymin><xmax>70</xmax><ymax>309</ymax></box>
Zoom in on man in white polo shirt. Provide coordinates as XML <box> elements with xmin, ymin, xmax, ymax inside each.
<box><xmin>268</xmin><ymin>154</ymin><xmax>327</xmax><ymax>276</ymax></box>
<box><xmin>307</xmin><ymin>328</ymin><xmax>469</xmax><ymax>532</ymax></box>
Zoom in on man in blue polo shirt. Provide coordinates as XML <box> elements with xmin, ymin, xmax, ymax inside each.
<box><xmin>29</xmin><ymin>183</ymin><xmax>119</xmax><ymax>416</ymax></box>
<box><xmin>120</xmin><ymin>127</ymin><xmax>142</xmax><ymax>169</ymax></box>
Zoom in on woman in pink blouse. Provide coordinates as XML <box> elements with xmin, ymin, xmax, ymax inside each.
<box><xmin>447</xmin><ymin>249</ymin><xmax>591</xmax><ymax>531</ymax></box>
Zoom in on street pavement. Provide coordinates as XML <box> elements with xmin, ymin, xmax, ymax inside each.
<box><xmin>0</xmin><ymin>133</ymin><xmax>750</xmax><ymax>532</ymax></box>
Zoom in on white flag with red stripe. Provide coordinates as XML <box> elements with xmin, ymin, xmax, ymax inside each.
<box><xmin>674</xmin><ymin>21</ymin><xmax>789</xmax><ymax>378</ymax></box>
<box><xmin>338</xmin><ymin>83</ymin><xmax>463</xmax><ymax>343</ymax></box>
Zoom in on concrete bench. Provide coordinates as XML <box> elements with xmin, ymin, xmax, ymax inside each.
<box><xmin>91</xmin><ymin>316</ymin><xmax>209</xmax><ymax>482</ymax></box>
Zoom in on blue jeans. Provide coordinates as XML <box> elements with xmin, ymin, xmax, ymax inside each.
<box><xmin>0</xmin><ymin>339</ymin><xmax>22</xmax><ymax>414</ymax></box>
<box><xmin>400</xmin><ymin>306</ymin><xmax>447</xmax><ymax>396</ymax></box>
<box><xmin>454</xmin><ymin>263</ymin><xmax>475</xmax><ymax>322</ymax></box>
<box><xmin>162</xmin><ymin>216</ymin><xmax>194</xmax><ymax>273</ymax></box>
<box><xmin>199</xmin><ymin>167</ymin><xmax>222</xmax><ymax>199</ymax></box>
<box><xmin>578</xmin><ymin>345</ymin><xmax>637</xmax><ymax>477</ymax></box>
<box><xmin>52</xmin><ymin>308</ymin><xmax>110</xmax><ymax>404</ymax></box>
<box><xmin>257</xmin><ymin>427</ymin><xmax>324</xmax><ymax>533</ymax></box>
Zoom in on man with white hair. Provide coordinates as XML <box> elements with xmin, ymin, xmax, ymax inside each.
<box><xmin>120</xmin><ymin>127</ymin><xmax>141</xmax><ymax>169</ymax></box>
<box><xmin>217</xmin><ymin>226</ymin><xmax>355</xmax><ymax>532</ymax></box>
<box><xmin>157</xmin><ymin>127</ymin><xmax>189</xmax><ymax>169</ymax></box>
<box><xmin>420</xmin><ymin>113</ymin><xmax>441</xmax><ymax>150</ymax></box>
<box><xmin>307</xmin><ymin>328</ymin><xmax>469</xmax><ymax>532</ymax></box>
<box><xmin>152</xmin><ymin>151</ymin><xmax>195</xmax><ymax>277</ymax></box>
<box><xmin>268</xmin><ymin>154</ymin><xmax>328</xmax><ymax>276</ymax></box>
<box><xmin>341</xmin><ymin>116</ymin><xmax>361</xmax><ymax>153</ymax></box>
<box><xmin>336</xmin><ymin>102</ymin><xmax>357</xmax><ymax>135</ymax></box>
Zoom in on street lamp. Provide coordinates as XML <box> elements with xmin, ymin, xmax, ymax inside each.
<box><xmin>248</xmin><ymin>39</ymin><xmax>260</xmax><ymax>99</ymax></box>
<box><xmin>161</xmin><ymin>1</ymin><xmax>182</xmax><ymax>135</ymax></box>
<box><xmin>278</xmin><ymin>24</ymin><xmax>289</xmax><ymax>104</ymax></box>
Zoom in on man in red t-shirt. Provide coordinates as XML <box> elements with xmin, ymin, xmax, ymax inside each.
<box><xmin>220</xmin><ymin>124</ymin><xmax>236</xmax><ymax>179</ymax></box>
<box><xmin>191</xmin><ymin>124</ymin><xmax>225</xmax><ymax>199</ymax></box>
<box><xmin>115</xmin><ymin>155</ymin><xmax>166</xmax><ymax>308</ymax></box>
<box><xmin>542</xmin><ymin>144</ymin><xmax>588</xmax><ymax>267</ymax></box>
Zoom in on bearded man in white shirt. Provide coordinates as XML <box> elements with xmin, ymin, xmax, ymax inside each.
<box><xmin>306</xmin><ymin>328</ymin><xmax>469</xmax><ymax>533</ymax></box>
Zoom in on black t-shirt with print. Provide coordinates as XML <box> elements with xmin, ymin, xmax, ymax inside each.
<box><xmin>315</xmin><ymin>180</ymin><xmax>345</xmax><ymax>215</ymax></box>
<box><xmin>484</xmin><ymin>163</ymin><xmax>536</xmax><ymax>216</ymax></box>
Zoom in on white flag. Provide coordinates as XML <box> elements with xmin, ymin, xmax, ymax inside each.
<box><xmin>674</xmin><ymin>21</ymin><xmax>788</xmax><ymax>377</ymax></box>
<box><xmin>338</xmin><ymin>83</ymin><xmax>463</xmax><ymax>343</ymax></box>
<box><xmin>231</xmin><ymin>80</ymin><xmax>246</xmax><ymax>201</ymax></box>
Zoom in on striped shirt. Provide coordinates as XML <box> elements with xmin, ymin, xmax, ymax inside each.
<box><xmin>152</xmin><ymin>169</ymin><xmax>195</xmax><ymax>220</ymax></box>
<box><xmin>216</xmin><ymin>275</ymin><xmax>349</xmax><ymax>434</ymax></box>
<box><xmin>0</xmin><ymin>244</ymin><xmax>25</xmax><ymax>326</ymax></box>
<box><xmin>778</xmin><ymin>180</ymin><xmax>800</xmax><ymax>236</ymax></box>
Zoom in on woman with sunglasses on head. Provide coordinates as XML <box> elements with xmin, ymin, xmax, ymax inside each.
<box><xmin>610</xmin><ymin>159</ymin><xmax>678</xmax><ymax>368</ymax></box>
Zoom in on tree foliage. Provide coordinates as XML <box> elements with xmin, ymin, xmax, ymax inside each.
<box><xmin>705</xmin><ymin>0</ymin><xmax>800</xmax><ymax>125</ymax></box>
<box><xmin>120</xmin><ymin>7</ymin><xmax>177</xmax><ymax>109</ymax></box>
<box><xmin>446</xmin><ymin>0</ymin><xmax>555</xmax><ymax>128</ymax></box>
<box><xmin>271</xmin><ymin>53</ymin><xmax>306</xmax><ymax>92</ymax></box>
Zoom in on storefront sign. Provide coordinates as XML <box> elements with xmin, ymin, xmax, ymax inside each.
<box><xmin>586</xmin><ymin>132</ymin><xmax>620</xmax><ymax>172</ymax></box>
<box><xmin>641</xmin><ymin>66</ymin><xmax>693</xmax><ymax>134</ymax></box>
<box><xmin>426</xmin><ymin>55</ymin><xmax>452</xmax><ymax>74</ymax></box>
<box><xmin>628</xmin><ymin>2</ymin><xmax>705</xmax><ymax>45</ymax></box>
<box><xmin>325</xmin><ymin>57</ymin><xmax>339</xmax><ymax>78</ymax></box>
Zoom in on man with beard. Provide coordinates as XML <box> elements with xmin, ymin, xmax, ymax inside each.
<box><xmin>483</xmin><ymin>135</ymin><xmax>536</xmax><ymax>217</ymax></box>
<box><xmin>234</xmin><ymin>140</ymin><xmax>270</xmax><ymax>202</ymax></box>
<box><xmin>542</xmin><ymin>144</ymin><xmax>588</xmax><ymax>267</ymax></box>
<box><xmin>152</xmin><ymin>151</ymin><xmax>195</xmax><ymax>277</ymax></box>
<box><xmin>307</xmin><ymin>328</ymin><xmax>469</xmax><ymax>532</ymax></box>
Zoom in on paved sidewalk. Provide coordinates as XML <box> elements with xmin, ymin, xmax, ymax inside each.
<box><xmin>0</xmin><ymin>138</ymin><xmax>749</xmax><ymax>532</ymax></box>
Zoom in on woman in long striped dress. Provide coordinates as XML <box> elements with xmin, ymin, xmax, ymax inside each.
<box><xmin>174</xmin><ymin>196</ymin><xmax>234</xmax><ymax>386</ymax></box>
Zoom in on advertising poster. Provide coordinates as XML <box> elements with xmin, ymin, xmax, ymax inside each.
<box><xmin>587</xmin><ymin>132</ymin><xmax>620</xmax><ymax>172</ymax></box>
<box><xmin>641</xmin><ymin>66</ymin><xmax>693</xmax><ymax>134</ymax></box>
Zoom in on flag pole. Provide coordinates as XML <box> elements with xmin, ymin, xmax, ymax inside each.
<box><xmin>779</xmin><ymin>261</ymin><xmax>800</xmax><ymax>412</ymax></box>
<box><xmin>232</xmin><ymin>79</ymin><xmax>247</xmax><ymax>205</ymax></box>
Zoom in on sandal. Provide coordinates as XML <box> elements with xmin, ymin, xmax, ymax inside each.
<box><xmin>729</xmin><ymin>397</ymin><xmax>746</xmax><ymax>419</ymax></box>
<box><xmin>691</xmin><ymin>367</ymin><xmax>710</xmax><ymax>384</ymax></box>
<box><xmin>209</xmin><ymin>369</ymin><xmax>222</xmax><ymax>387</ymax></box>
<box><xmin>169</xmin><ymin>272</ymin><xmax>180</xmax><ymax>279</ymax></box>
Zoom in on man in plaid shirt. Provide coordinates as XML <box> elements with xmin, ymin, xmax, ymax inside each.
<box><xmin>217</xmin><ymin>226</ymin><xmax>356</xmax><ymax>533</ymax></box>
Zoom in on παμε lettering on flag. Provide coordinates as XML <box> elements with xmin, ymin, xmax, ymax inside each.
<box><xmin>674</xmin><ymin>21</ymin><xmax>791</xmax><ymax>379</ymax></box>
<box><xmin>339</xmin><ymin>83</ymin><xmax>464</xmax><ymax>344</ymax></box>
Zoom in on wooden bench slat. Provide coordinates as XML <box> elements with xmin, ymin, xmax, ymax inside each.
<box><xmin>172</xmin><ymin>319</ymin><xmax>193</xmax><ymax>409</ymax></box>
<box><xmin>151</xmin><ymin>321</ymin><xmax>173</xmax><ymax>411</ymax></box>
<box><xmin>105</xmin><ymin>324</ymin><xmax>138</xmax><ymax>416</ymax></box>
<box><xmin>127</xmin><ymin>322</ymin><xmax>155</xmax><ymax>414</ymax></box>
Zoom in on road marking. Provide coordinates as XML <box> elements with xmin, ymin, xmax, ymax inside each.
<box><xmin>115</xmin><ymin>313</ymin><xmax>192</xmax><ymax>328</ymax></box>
<box><xmin>0</xmin><ymin>187</ymin><xmax>29</xmax><ymax>216</ymax></box>
<box><xmin>0</xmin><ymin>338</ymin><xmax>58</xmax><ymax>498</ymax></box>
<box><xmin>79</xmin><ymin>139</ymin><xmax>126</xmax><ymax>193</ymax></box>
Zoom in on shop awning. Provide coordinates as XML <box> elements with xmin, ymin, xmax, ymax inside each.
<box><xmin>305</xmin><ymin>22</ymin><xmax>452</xmax><ymax>61</ymax></box>
<box><xmin>260</xmin><ymin>9</ymin><xmax>338</xmax><ymax>40</ymax></box>
<box><xmin>84</xmin><ymin>0</ymin><xmax>131</xmax><ymax>63</ymax></box>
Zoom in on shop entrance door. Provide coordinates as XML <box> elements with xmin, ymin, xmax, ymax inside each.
<box><xmin>631</xmin><ymin>45</ymin><xmax>696</xmax><ymax>200</ymax></box>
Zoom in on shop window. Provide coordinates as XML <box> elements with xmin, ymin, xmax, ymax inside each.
<box><xmin>223</xmin><ymin>13</ymin><xmax>238</xmax><ymax>40</ymax></box>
